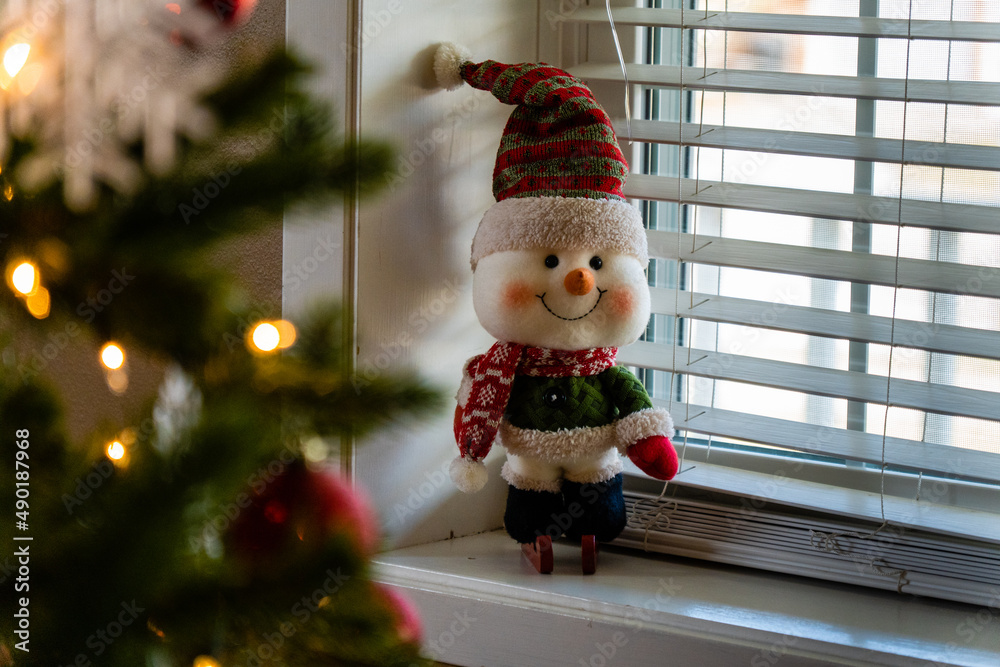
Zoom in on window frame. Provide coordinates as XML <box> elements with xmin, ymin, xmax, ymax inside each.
<box><xmin>283</xmin><ymin>1</ymin><xmax>1000</xmax><ymax>663</ymax></box>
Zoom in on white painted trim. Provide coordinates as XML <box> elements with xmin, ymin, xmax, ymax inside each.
<box><xmin>374</xmin><ymin>531</ymin><xmax>1000</xmax><ymax>667</ymax></box>
<box><xmin>282</xmin><ymin>0</ymin><xmax>354</xmax><ymax>316</ymax></box>
<box><xmin>283</xmin><ymin>0</ymin><xmax>358</xmax><ymax>473</ymax></box>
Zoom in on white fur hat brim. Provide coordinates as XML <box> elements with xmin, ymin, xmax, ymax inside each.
<box><xmin>471</xmin><ymin>196</ymin><xmax>647</xmax><ymax>270</ymax></box>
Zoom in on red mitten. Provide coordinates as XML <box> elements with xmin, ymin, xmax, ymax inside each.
<box><xmin>627</xmin><ymin>436</ymin><xmax>679</xmax><ymax>480</ymax></box>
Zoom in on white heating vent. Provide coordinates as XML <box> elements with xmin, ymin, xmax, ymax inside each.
<box><xmin>618</xmin><ymin>489</ymin><xmax>1000</xmax><ymax>607</ymax></box>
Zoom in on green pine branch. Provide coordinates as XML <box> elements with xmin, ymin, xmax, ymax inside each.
<box><xmin>0</xmin><ymin>39</ymin><xmax>436</xmax><ymax>667</ymax></box>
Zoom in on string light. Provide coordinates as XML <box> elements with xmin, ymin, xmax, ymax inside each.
<box><xmin>25</xmin><ymin>286</ymin><xmax>50</xmax><ymax>319</ymax></box>
<box><xmin>5</xmin><ymin>261</ymin><xmax>48</xmax><ymax>318</ymax></box>
<box><xmin>247</xmin><ymin>320</ymin><xmax>296</xmax><ymax>354</ymax></box>
<box><xmin>302</xmin><ymin>435</ymin><xmax>329</xmax><ymax>463</ymax></box>
<box><xmin>10</xmin><ymin>261</ymin><xmax>37</xmax><ymax>295</ymax></box>
<box><xmin>100</xmin><ymin>342</ymin><xmax>125</xmax><ymax>370</ymax></box>
<box><xmin>105</xmin><ymin>367</ymin><xmax>129</xmax><ymax>394</ymax></box>
<box><xmin>146</xmin><ymin>618</ymin><xmax>166</xmax><ymax>639</ymax></box>
<box><xmin>106</xmin><ymin>440</ymin><xmax>125</xmax><ymax>460</ymax></box>
<box><xmin>2</xmin><ymin>42</ymin><xmax>29</xmax><ymax>78</ymax></box>
<box><xmin>273</xmin><ymin>319</ymin><xmax>297</xmax><ymax>349</ymax></box>
<box><xmin>0</xmin><ymin>33</ymin><xmax>32</xmax><ymax>91</ymax></box>
<box><xmin>250</xmin><ymin>322</ymin><xmax>280</xmax><ymax>352</ymax></box>
<box><xmin>192</xmin><ymin>656</ymin><xmax>220</xmax><ymax>667</ymax></box>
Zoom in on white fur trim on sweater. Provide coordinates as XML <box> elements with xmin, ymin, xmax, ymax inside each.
<box><xmin>498</xmin><ymin>421</ymin><xmax>618</xmax><ymax>464</ymax></box>
<box><xmin>502</xmin><ymin>450</ymin><xmax>622</xmax><ymax>491</ymax></box>
<box><xmin>563</xmin><ymin>457</ymin><xmax>623</xmax><ymax>485</ymax></box>
<box><xmin>615</xmin><ymin>408</ymin><xmax>675</xmax><ymax>452</ymax></box>
<box><xmin>471</xmin><ymin>196</ymin><xmax>647</xmax><ymax>270</ymax></box>
<box><xmin>433</xmin><ymin>42</ymin><xmax>472</xmax><ymax>91</ymax></box>
<box><xmin>497</xmin><ymin>409</ymin><xmax>672</xmax><ymax>462</ymax></box>
<box><xmin>450</xmin><ymin>456</ymin><xmax>488</xmax><ymax>493</ymax></box>
<box><xmin>501</xmin><ymin>461</ymin><xmax>562</xmax><ymax>493</ymax></box>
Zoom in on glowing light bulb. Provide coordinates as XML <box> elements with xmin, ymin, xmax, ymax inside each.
<box><xmin>250</xmin><ymin>322</ymin><xmax>280</xmax><ymax>352</ymax></box>
<box><xmin>25</xmin><ymin>286</ymin><xmax>50</xmax><ymax>319</ymax></box>
<box><xmin>3</xmin><ymin>43</ymin><xmax>29</xmax><ymax>78</ymax></box>
<box><xmin>100</xmin><ymin>343</ymin><xmax>125</xmax><ymax>370</ymax></box>
<box><xmin>274</xmin><ymin>319</ymin><xmax>297</xmax><ymax>349</ymax></box>
<box><xmin>106</xmin><ymin>441</ymin><xmax>125</xmax><ymax>460</ymax></box>
<box><xmin>10</xmin><ymin>261</ymin><xmax>36</xmax><ymax>295</ymax></box>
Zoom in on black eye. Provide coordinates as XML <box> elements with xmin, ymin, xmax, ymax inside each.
<box><xmin>589</xmin><ymin>256</ymin><xmax>603</xmax><ymax>270</ymax></box>
<box><xmin>544</xmin><ymin>255</ymin><xmax>559</xmax><ymax>269</ymax></box>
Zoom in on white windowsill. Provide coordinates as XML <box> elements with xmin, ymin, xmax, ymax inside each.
<box><xmin>374</xmin><ymin>531</ymin><xmax>999</xmax><ymax>667</ymax></box>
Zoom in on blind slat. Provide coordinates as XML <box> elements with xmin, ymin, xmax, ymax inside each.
<box><xmin>627</xmin><ymin>494</ymin><xmax>999</xmax><ymax>563</ymax></box>
<box><xmin>632</xmin><ymin>503</ymin><xmax>999</xmax><ymax>579</ymax></box>
<box><xmin>565</xmin><ymin>7</ymin><xmax>1000</xmax><ymax>43</ymax></box>
<box><xmin>654</xmin><ymin>399</ymin><xmax>1000</xmax><ymax>484</ymax></box>
<box><xmin>645</xmin><ymin>230</ymin><xmax>1000</xmax><ymax>298</ymax></box>
<box><xmin>573</xmin><ymin>4</ymin><xmax>1000</xmax><ymax>552</ymax></box>
<box><xmin>572</xmin><ymin>62</ymin><xmax>1000</xmax><ymax>107</ymax></box>
<box><xmin>617</xmin><ymin>118</ymin><xmax>1000</xmax><ymax>172</ymax></box>
<box><xmin>619</xmin><ymin>493</ymin><xmax>1000</xmax><ymax>606</ymax></box>
<box><xmin>627</xmin><ymin>175</ymin><xmax>1000</xmax><ymax>236</ymax></box>
<box><xmin>618</xmin><ymin>341</ymin><xmax>1000</xmax><ymax>423</ymax></box>
<box><xmin>649</xmin><ymin>287</ymin><xmax>1000</xmax><ymax>361</ymax></box>
<box><xmin>644</xmin><ymin>462</ymin><xmax>1000</xmax><ymax>542</ymax></box>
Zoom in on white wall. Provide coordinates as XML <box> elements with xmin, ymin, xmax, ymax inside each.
<box><xmin>286</xmin><ymin>0</ymin><xmax>540</xmax><ymax>547</ymax></box>
<box><xmin>355</xmin><ymin>0</ymin><xmax>541</xmax><ymax>547</ymax></box>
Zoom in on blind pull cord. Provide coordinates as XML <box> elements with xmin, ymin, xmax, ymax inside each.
<box><xmin>606</xmin><ymin>0</ymin><xmax>632</xmax><ymax>144</ymax></box>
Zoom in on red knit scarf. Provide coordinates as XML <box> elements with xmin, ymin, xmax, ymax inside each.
<box><xmin>457</xmin><ymin>343</ymin><xmax>617</xmax><ymax>461</ymax></box>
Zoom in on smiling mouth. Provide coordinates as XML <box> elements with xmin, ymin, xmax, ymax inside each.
<box><xmin>536</xmin><ymin>288</ymin><xmax>606</xmax><ymax>321</ymax></box>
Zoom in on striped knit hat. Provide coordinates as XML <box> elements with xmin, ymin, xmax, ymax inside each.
<box><xmin>433</xmin><ymin>44</ymin><xmax>647</xmax><ymax>270</ymax></box>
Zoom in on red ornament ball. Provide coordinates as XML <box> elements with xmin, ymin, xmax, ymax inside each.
<box><xmin>375</xmin><ymin>584</ymin><xmax>424</xmax><ymax>646</ymax></box>
<box><xmin>224</xmin><ymin>460</ymin><xmax>379</xmax><ymax>567</ymax></box>
<box><xmin>196</xmin><ymin>0</ymin><xmax>258</xmax><ymax>26</ymax></box>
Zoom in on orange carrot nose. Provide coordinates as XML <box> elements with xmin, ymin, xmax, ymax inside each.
<box><xmin>564</xmin><ymin>268</ymin><xmax>595</xmax><ymax>296</ymax></box>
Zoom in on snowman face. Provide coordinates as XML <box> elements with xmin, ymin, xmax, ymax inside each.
<box><xmin>473</xmin><ymin>248</ymin><xmax>650</xmax><ymax>350</ymax></box>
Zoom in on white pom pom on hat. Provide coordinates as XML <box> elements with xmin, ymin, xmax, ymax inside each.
<box><xmin>450</xmin><ymin>455</ymin><xmax>487</xmax><ymax>493</ymax></box>
<box><xmin>433</xmin><ymin>42</ymin><xmax>472</xmax><ymax>91</ymax></box>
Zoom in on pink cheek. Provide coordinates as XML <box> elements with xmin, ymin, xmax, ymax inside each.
<box><xmin>501</xmin><ymin>281</ymin><xmax>537</xmax><ymax>310</ymax></box>
<box><xmin>608</xmin><ymin>288</ymin><xmax>635</xmax><ymax>318</ymax></box>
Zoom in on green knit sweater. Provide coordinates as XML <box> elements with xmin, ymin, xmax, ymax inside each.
<box><xmin>504</xmin><ymin>365</ymin><xmax>653</xmax><ymax>432</ymax></box>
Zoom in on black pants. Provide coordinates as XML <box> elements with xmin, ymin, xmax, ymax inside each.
<box><xmin>503</xmin><ymin>473</ymin><xmax>626</xmax><ymax>544</ymax></box>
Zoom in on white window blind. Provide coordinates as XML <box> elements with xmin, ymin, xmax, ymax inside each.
<box><xmin>557</xmin><ymin>0</ymin><xmax>1000</xmax><ymax>604</ymax></box>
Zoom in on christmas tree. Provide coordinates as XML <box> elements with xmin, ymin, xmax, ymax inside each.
<box><xmin>0</xmin><ymin>1</ymin><xmax>438</xmax><ymax>665</ymax></box>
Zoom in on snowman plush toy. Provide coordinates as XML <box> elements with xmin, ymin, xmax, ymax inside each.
<box><xmin>435</xmin><ymin>44</ymin><xmax>678</xmax><ymax>574</ymax></box>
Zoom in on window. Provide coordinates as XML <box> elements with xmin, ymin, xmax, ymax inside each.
<box><xmin>560</xmin><ymin>0</ymin><xmax>1000</xmax><ymax>605</ymax></box>
<box><xmin>283</xmin><ymin>3</ymin><xmax>1000</xmax><ymax>664</ymax></box>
